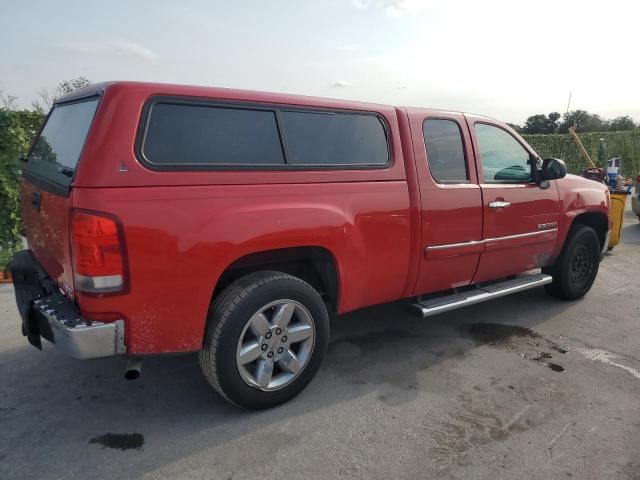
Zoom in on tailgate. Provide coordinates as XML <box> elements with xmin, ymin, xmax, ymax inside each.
<box><xmin>20</xmin><ymin>96</ymin><xmax>100</xmax><ymax>296</ymax></box>
<box><xmin>20</xmin><ymin>179</ymin><xmax>74</xmax><ymax>295</ymax></box>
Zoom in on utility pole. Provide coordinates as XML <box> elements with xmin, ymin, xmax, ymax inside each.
<box><xmin>566</xmin><ymin>92</ymin><xmax>572</xmax><ymax>114</ymax></box>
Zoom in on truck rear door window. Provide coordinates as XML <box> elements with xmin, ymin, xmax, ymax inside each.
<box><xmin>280</xmin><ymin>111</ymin><xmax>388</xmax><ymax>166</ymax></box>
<box><xmin>142</xmin><ymin>103</ymin><xmax>285</xmax><ymax>166</ymax></box>
<box><xmin>25</xmin><ymin>97</ymin><xmax>100</xmax><ymax>189</ymax></box>
<box><xmin>423</xmin><ymin>119</ymin><xmax>468</xmax><ymax>183</ymax></box>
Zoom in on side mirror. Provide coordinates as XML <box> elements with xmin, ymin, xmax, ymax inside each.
<box><xmin>541</xmin><ymin>158</ymin><xmax>567</xmax><ymax>181</ymax></box>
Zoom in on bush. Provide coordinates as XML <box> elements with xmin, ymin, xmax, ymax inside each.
<box><xmin>0</xmin><ymin>108</ymin><xmax>43</xmax><ymax>268</ymax></box>
<box><xmin>523</xmin><ymin>130</ymin><xmax>640</xmax><ymax>177</ymax></box>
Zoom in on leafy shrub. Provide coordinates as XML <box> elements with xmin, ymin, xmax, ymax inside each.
<box><xmin>523</xmin><ymin>130</ymin><xmax>640</xmax><ymax>177</ymax></box>
<box><xmin>0</xmin><ymin>108</ymin><xmax>43</xmax><ymax>268</ymax></box>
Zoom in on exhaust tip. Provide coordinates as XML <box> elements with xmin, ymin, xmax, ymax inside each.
<box><xmin>124</xmin><ymin>357</ymin><xmax>143</xmax><ymax>380</ymax></box>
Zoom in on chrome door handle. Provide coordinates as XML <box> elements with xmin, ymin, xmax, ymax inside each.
<box><xmin>489</xmin><ymin>200</ymin><xmax>511</xmax><ymax>209</ymax></box>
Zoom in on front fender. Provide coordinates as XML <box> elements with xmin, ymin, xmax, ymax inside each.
<box><xmin>554</xmin><ymin>174</ymin><xmax>610</xmax><ymax>254</ymax></box>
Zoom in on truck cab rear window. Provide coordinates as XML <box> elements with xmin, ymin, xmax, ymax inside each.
<box><xmin>25</xmin><ymin>98</ymin><xmax>99</xmax><ymax>188</ymax></box>
<box><xmin>140</xmin><ymin>101</ymin><xmax>389</xmax><ymax>169</ymax></box>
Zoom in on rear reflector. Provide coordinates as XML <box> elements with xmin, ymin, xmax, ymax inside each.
<box><xmin>75</xmin><ymin>274</ymin><xmax>123</xmax><ymax>293</ymax></box>
<box><xmin>71</xmin><ymin>210</ymin><xmax>128</xmax><ymax>294</ymax></box>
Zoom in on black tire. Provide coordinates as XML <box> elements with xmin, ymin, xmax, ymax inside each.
<box><xmin>199</xmin><ymin>271</ymin><xmax>329</xmax><ymax>410</ymax></box>
<box><xmin>543</xmin><ymin>224</ymin><xmax>601</xmax><ymax>300</ymax></box>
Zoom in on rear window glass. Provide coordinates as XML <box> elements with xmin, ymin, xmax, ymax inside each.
<box><xmin>423</xmin><ymin>119</ymin><xmax>468</xmax><ymax>183</ymax></box>
<box><xmin>142</xmin><ymin>103</ymin><xmax>285</xmax><ymax>166</ymax></box>
<box><xmin>25</xmin><ymin>98</ymin><xmax>99</xmax><ymax>187</ymax></box>
<box><xmin>280</xmin><ymin>111</ymin><xmax>388</xmax><ymax>166</ymax></box>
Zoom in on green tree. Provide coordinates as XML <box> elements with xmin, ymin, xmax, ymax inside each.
<box><xmin>548</xmin><ymin>112</ymin><xmax>561</xmax><ymax>125</ymax></box>
<box><xmin>608</xmin><ymin>116</ymin><xmax>636</xmax><ymax>131</ymax></box>
<box><xmin>0</xmin><ymin>106</ymin><xmax>43</xmax><ymax>268</ymax></box>
<box><xmin>506</xmin><ymin>123</ymin><xmax>522</xmax><ymax>133</ymax></box>
<box><xmin>1</xmin><ymin>77</ymin><xmax>91</xmax><ymax>268</ymax></box>
<box><xmin>557</xmin><ymin>110</ymin><xmax>607</xmax><ymax>133</ymax></box>
<box><xmin>522</xmin><ymin>112</ymin><xmax>561</xmax><ymax>134</ymax></box>
<box><xmin>522</xmin><ymin>114</ymin><xmax>547</xmax><ymax>134</ymax></box>
<box><xmin>33</xmin><ymin>76</ymin><xmax>91</xmax><ymax>112</ymax></box>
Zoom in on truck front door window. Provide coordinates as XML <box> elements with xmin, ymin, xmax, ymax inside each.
<box><xmin>475</xmin><ymin>123</ymin><xmax>531</xmax><ymax>183</ymax></box>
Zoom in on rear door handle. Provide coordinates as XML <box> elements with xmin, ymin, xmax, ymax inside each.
<box><xmin>31</xmin><ymin>191</ymin><xmax>41</xmax><ymax>210</ymax></box>
<box><xmin>488</xmin><ymin>200</ymin><xmax>511</xmax><ymax>209</ymax></box>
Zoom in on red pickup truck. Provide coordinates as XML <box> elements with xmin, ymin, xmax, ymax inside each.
<box><xmin>10</xmin><ymin>81</ymin><xmax>610</xmax><ymax>409</ymax></box>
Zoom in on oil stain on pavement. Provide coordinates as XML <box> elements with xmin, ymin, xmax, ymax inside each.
<box><xmin>89</xmin><ymin>433</ymin><xmax>144</xmax><ymax>451</ymax></box>
<box><xmin>464</xmin><ymin>323</ymin><xmax>567</xmax><ymax>373</ymax></box>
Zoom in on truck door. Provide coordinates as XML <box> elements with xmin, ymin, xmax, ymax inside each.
<box><xmin>466</xmin><ymin>117</ymin><xmax>561</xmax><ymax>282</ymax></box>
<box><xmin>408</xmin><ymin>110</ymin><xmax>483</xmax><ymax>296</ymax></box>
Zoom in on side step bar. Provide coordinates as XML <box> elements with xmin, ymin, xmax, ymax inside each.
<box><xmin>411</xmin><ymin>273</ymin><xmax>552</xmax><ymax>318</ymax></box>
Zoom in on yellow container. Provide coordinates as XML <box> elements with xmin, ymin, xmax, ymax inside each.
<box><xmin>608</xmin><ymin>191</ymin><xmax>629</xmax><ymax>249</ymax></box>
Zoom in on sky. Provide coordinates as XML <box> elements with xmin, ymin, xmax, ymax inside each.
<box><xmin>1</xmin><ymin>0</ymin><xmax>638</xmax><ymax>124</ymax></box>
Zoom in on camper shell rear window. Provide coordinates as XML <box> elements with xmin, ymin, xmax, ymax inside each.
<box><xmin>23</xmin><ymin>97</ymin><xmax>100</xmax><ymax>192</ymax></box>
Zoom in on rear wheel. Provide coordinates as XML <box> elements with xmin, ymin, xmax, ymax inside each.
<box><xmin>544</xmin><ymin>224</ymin><xmax>601</xmax><ymax>300</ymax></box>
<box><xmin>199</xmin><ymin>271</ymin><xmax>329</xmax><ymax>409</ymax></box>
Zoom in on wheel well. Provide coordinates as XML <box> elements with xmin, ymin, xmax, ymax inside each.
<box><xmin>214</xmin><ymin>247</ymin><xmax>339</xmax><ymax>313</ymax></box>
<box><xmin>572</xmin><ymin>212</ymin><xmax>609</xmax><ymax>249</ymax></box>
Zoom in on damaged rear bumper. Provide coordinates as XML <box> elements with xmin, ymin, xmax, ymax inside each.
<box><xmin>32</xmin><ymin>296</ymin><xmax>126</xmax><ymax>359</ymax></box>
<box><xmin>9</xmin><ymin>250</ymin><xmax>126</xmax><ymax>359</ymax></box>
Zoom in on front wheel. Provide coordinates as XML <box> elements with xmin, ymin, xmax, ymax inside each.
<box><xmin>199</xmin><ymin>271</ymin><xmax>329</xmax><ymax>409</ymax></box>
<box><xmin>543</xmin><ymin>224</ymin><xmax>601</xmax><ymax>300</ymax></box>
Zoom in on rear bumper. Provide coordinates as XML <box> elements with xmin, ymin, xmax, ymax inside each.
<box><xmin>9</xmin><ymin>250</ymin><xmax>126</xmax><ymax>359</ymax></box>
<box><xmin>31</xmin><ymin>296</ymin><xmax>126</xmax><ymax>359</ymax></box>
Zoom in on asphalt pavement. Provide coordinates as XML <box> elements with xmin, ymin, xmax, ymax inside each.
<box><xmin>1</xmin><ymin>206</ymin><xmax>639</xmax><ymax>480</ymax></box>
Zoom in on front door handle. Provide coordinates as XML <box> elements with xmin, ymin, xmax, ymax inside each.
<box><xmin>488</xmin><ymin>200</ymin><xmax>511</xmax><ymax>209</ymax></box>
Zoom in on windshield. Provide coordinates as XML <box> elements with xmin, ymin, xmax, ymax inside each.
<box><xmin>25</xmin><ymin>97</ymin><xmax>100</xmax><ymax>189</ymax></box>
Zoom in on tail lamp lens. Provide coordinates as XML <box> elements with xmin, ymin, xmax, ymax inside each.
<box><xmin>71</xmin><ymin>210</ymin><xmax>127</xmax><ymax>294</ymax></box>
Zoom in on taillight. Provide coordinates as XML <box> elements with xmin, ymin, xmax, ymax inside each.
<box><xmin>71</xmin><ymin>210</ymin><xmax>128</xmax><ymax>294</ymax></box>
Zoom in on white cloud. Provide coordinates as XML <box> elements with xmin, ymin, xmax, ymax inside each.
<box><xmin>349</xmin><ymin>0</ymin><xmax>432</xmax><ymax>16</ymax></box>
<box><xmin>111</xmin><ymin>41</ymin><xmax>158</xmax><ymax>61</ymax></box>
<box><xmin>351</xmin><ymin>0</ymin><xmax>369</xmax><ymax>9</ymax></box>
<box><xmin>60</xmin><ymin>40</ymin><xmax>158</xmax><ymax>62</ymax></box>
<box><xmin>381</xmin><ymin>0</ymin><xmax>429</xmax><ymax>16</ymax></box>
<box><xmin>330</xmin><ymin>80</ymin><xmax>352</xmax><ymax>88</ymax></box>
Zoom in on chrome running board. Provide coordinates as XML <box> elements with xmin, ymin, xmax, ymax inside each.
<box><xmin>411</xmin><ymin>273</ymin><xmax>552</xmax><ymax>318</ymax></box>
